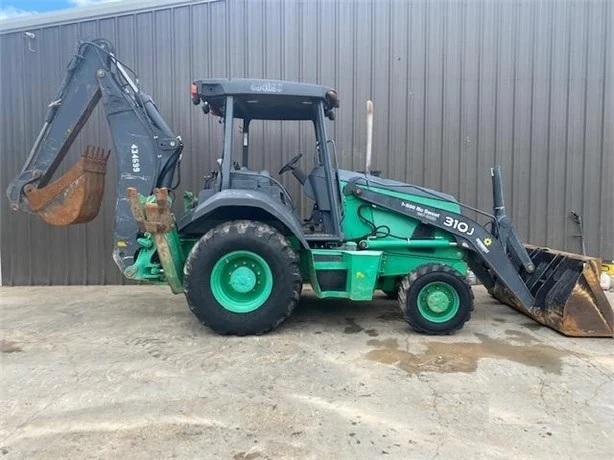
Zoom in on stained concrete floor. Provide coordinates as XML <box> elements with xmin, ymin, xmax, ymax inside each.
<box><xmin>1</xmin><ymin>286</ymin><xmax>613</xmax><ymax>460</ymax></box>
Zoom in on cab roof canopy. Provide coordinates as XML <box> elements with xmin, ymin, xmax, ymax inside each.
<box><xmin>192</xmin><ymin>78</ymin><xmax>339</xmax><ymax>121</ymax></box>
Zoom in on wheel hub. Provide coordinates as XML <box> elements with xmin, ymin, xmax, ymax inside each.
<box><xmin>210</xmin><ymin>250</ymin><xmax>273</xmax><ymax>313</ymax></box>
<box><xmin>426</xmin><ymin>291</ymin><xmax>450</xmax><ymax>313</ymax></box>
<box><xmin>229</xmin><ymin>266</ymin><xmax>257</xmax><ymax>293</ymax></box>
<box><xmin>417</xmin><ymin>281</ymin><xmax>460</xmax><ymax>323</ymax></box>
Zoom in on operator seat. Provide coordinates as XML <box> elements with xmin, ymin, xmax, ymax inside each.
<box><xmin>303</xmin><ymin>165</ymin><xmax>335</xmax><ymax>233</ymax></box>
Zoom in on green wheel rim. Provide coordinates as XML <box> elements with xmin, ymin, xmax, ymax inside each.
<box><xmin>417</xmin><ymin>281</ymin><xmax>460</xmax><ymax>323</ymax></box>
<box><xmin>210</xmin><ymin>250</ymin><xmax>273</xmax><ymax>313</ymax></box>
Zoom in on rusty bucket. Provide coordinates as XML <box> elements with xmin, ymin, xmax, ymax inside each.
<box><xmin>24</xmin><ymin>146</ymin><xmax>110</xmax><ymax>226</ymax></box>
<box><xmin>491</xmin><ymin>245</ymin><xmax>613</xmax><ymax>337</ymax></box>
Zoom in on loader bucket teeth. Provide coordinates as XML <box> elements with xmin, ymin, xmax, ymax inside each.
<box><xmin>491</xmin><ymin>245</ymin><xmax>613</xmax><ymax>337</ymax></box>
<box><xmin>24</xmin><ymin>146</ymin><xmax>110</xmax><ymax>226</ymax></box>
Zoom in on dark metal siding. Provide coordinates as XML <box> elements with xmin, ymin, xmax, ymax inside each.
<box><xmin>1</xmin><ymin>0</ymin><xmax>612</xmax><ymax>285</ymax></box>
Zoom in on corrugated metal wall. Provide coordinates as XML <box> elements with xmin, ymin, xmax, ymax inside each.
<box><xmin>1</xmin><ymin>0</ymin><xmax>612</xmax><ymax>285</ymax></box>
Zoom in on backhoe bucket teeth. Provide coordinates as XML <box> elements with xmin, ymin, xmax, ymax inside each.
<box><xmin>24</xmin><ymin>146</ymin><xmax>110</xmax><ymax>226</ymax></box>
<box><xmin>491</xmin><ymin>245</ymin><xmax>613</xmax><ymax>337</ymax></box>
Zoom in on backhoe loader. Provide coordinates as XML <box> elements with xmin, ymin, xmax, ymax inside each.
<box><xmin>7</xmin><ymin>39</ymin><xmax>612</xmax><ymax>337</ymax></box>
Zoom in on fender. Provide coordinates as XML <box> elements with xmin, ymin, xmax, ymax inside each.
<box><xmin>178</xmin><ymin>189</ymin><xmax>309</xmax><ymax>249</ymax></box>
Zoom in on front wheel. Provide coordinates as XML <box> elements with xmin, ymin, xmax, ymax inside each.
<box><xmin>183</xmin><ymin>220</ymin><xmax>302</xmax><ymax>335</ymax></box>
<box><xmin>398</xmin><ymin>264</ymin><xmax>473</xmax><ymax>335</ymax></box>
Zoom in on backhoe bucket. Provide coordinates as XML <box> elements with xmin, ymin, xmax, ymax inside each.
<box><xmin>491</xmin><ymin>245</ymin><xmax>613</xmax><ymax>337</ymax></box>
<box><xmin>24</xmin><ymin>146</ymin><xmax>110</xmax><ymax>226</ymax></box>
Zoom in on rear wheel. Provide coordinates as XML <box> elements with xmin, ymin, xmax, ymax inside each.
<box><xmin>183</xmin><ymin>220</ymin><xmax>302</xmax><ymax>335</ymax></box>
<box><xmin>398</xmin><ymin>264</ymin><xmax>473</xmax><ymax>335</ymax></box>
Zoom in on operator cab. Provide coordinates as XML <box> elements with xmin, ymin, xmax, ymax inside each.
<box><xmin>189</xmin><ymin>78</ymin><xmax>342</xmax><ymax>240</ymax></box>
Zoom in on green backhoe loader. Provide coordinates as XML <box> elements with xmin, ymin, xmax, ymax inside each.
<box><xmin>7</xmin><ymin>39</ymin><xmax>612</xmax><ymax>337</ymax></box>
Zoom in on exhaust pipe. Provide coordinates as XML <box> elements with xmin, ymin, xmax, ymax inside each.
<box><xmin>365</xmin><ymin>100</ymin><xmax>373</xmax><ymax>175</ymax></box>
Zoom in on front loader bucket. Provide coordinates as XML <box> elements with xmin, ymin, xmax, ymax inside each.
<box><xmin>491</xmin><ymin>245</ymin><xmax>613</xmax><ymax>337</ymax></box>
<box><xmin>24</xmin><ymin>146</ymin><xmax>110</xmax><ymax>226</ymax></box>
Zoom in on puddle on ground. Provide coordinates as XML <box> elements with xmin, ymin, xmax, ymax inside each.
<box><xmin>0</xmin><ymin>340</ymin><xmax>22</xmax><ymax>353</ymax></box>
<box><xmin>365</xmin><ymin>332</ymin><xmax>575</xmax><ymax>375</ymax></box>
<box><xmin>368</xmin><ymin>338</ymin><xmax>399</xmax><ymax>349</ymax></box>
<box><xmin>504</xmin><ymin>329</ymin><xmax>539</xmax><ymax>344</ymax></box>
<box><xmin>376</xmin><ymin>311</ymin><xmax>404</xmax><ymax>322</ymax></box>
<box><xmin>343</xmin><ymin>318</ymin><xmax>379</xmax><ymax>336</ymax></box>
<box><xmin>344</xmin><ymin>318</ymin><xmax>364</xmax><ymax>334</ymax></box>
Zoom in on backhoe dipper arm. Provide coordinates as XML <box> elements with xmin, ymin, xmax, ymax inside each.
<box><xmin>6</xmin><ymin>39</ymin><xmax>183</xmax><ymax>273</ymax></box>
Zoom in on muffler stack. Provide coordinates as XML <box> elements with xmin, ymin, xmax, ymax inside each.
<box><xmin>491</xmin><ymin>245</ymin><xmax>613</xmax><ymax>337</ymax></box>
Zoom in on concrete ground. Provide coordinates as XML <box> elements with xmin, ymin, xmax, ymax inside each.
<box><xmin>1</xmin><ymin>286</ymin><xmax>612</xmax><ymax>460</ymax></box>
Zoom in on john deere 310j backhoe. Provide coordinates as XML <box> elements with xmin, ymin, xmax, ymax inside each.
<box><xmin>7</xmin><ymin>39</ymin><xmax>612</xmax><ymax>337</ymax></box>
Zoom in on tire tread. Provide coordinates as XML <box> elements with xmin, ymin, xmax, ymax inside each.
<box><xmin>183</xmin><ymin>220</ymin><xmax>301</xmax><ymax>335</ymax></box>
<box><xmin>398</xmin><ymin>264</ymin><xmax>473</xmax><ymax>335</ymax></box>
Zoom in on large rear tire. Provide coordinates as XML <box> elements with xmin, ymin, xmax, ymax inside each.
<box><xmin>183</xmin><ymin>220</ymin><xmax>302</xmax><ymax>335</ymax></box>
<box><xmin>398</xmin><ymin>264</ymin><xmax>473</xmax><ymax>335</ymax></box>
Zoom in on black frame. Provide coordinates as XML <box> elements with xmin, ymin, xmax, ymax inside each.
<box><xmin>217</xmin><ymin>94</ymin><xmax>343</xmax><ymax>241</ymax></box>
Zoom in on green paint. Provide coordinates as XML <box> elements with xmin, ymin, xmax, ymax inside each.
<box><xmin>124</xmin><ymin>233</ymin><xmax>165</xmax><ymax>283</ymax></box>
<box><xmin>340</xmin><ymin>181</ymin><xmax>462</xmax><ymax>242</ymax></box>
<box><xmin>123</xmin><ymin>191</ymin><xmax>186</xmax><ymax>294</ymax></box>
<box><xmin>130</xmin><ymin>173</ymin><xmax>470</xmax><ymax>303</ymax></box>
<box><xmin>336</xmin><ymin>178</ymin><xmax>468</xmax><ymax>283</ymax></box>
<box><xmin>229</xmin><ymin>266</ymin><xmax>257</xmax><ymax>293</ymax></box>
<box><xmin>287</xmin><ymin>236</ymin><xmax>302</xmax><ymax>252</ymax></box>
<box><xmin>152</xmin><ymin>228</ymin><xmax>185</xmax><ymax>294</ymax></box>
<box><xmin>361</xmin><ymin>238</ymin><xmax>455</xmax><ymax>250</ymax></box>
<box><xmin>210</xmin><ymin>250</ymin><xmax>273</xmax><ymax>313</ymax></box>
<box><xmin>380</xmin><ymin>251</ymin><xmax>467</xmax><ymax>278</ymax></box>
<box><xmin>298</xmin><ymin>179</ymin><xmax>470</xmax><ymax>301</ymax></box>
<box><xmin>180</xmin><ymin>238</ymin><xmax>198</xmax><ymax>258</ymax></box>
<box><xmin>417</xmin><ymin>281</ymin><xmax>460</xmax><ymax>323</ymax></box>
<box><xmin>305</xmin><ymin>249</ymin><xmax>382</xmax><ymax>300</ymax></box>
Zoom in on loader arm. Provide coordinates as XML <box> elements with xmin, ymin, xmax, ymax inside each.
<box><xmin>344</xmin><ymin>175</ymin><xmax>613</xmax><ymax>337</ymax></box>
<box><xmin>343</xmin><ymin>178</ymin><xmax>535</xmax><ymax>309</ymax></box>
<box><xmin>6</xmin><ymin>39</ymin><xmax>183</xmax><ymax>273</ymax></box>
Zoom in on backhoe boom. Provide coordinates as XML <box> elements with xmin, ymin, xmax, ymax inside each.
<box><xmin>6</xmin><ymin>38</ymin><xmax>183</xmax><ymax>273</ymax></box>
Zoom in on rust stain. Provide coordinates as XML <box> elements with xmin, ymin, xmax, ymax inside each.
<box><xmin>492</xmin><ymin>245</ymin><xmax>613</xmax><ymax>337</ymax></box>
<box><xmin>365</xmin><ymin>333</ymin><xmax>576</xmax><ymax>375</ymax></box>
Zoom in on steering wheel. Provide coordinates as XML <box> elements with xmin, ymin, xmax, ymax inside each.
<box><xmin>278</xmin><ymin>153</ymin><xmax>303</xmax><ymax>175</ymax></box>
